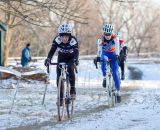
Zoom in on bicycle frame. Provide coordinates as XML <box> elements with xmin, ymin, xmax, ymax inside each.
<box><xmin>97</xmin><ymin>59</ymin><xmax>116</xmax><ymax>107</ymax></box>
<box><xmin>105</xmin><ymin>60</ymin><xmax>116</xmax><ymax>107</ymax></box>
<box><xmin>46</xmin><ymin>62</ymin><xmax>76</xmax><ymax>121</ymax></box>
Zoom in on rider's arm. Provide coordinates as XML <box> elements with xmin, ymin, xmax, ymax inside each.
<box><xmin>114</xmin><ymin>37</ymin><xmax>120</xmax><ymax>55</ymax></box>
<box><xmin>71</xmin><ymin>37</ymin><xmax>79</xmax><ymax>60</ymax></box>
<box><xmin>97</xmin><ymin>39</ymin><xmax>102</xmax><ymax>57</ymax></box>
<box><xmin>123</xmin><ymin>45</ymin><xmax>128</xmax><ymax>56</ymax></box>
<box><xmin>73</xmin><ymin>43</ymin><xmax>79</xmax><ymax>60</ymax></box>
<box><xmin>120</xmin><ymin>40</ymin><xmax>128</xmax><ymax>56</ymax></box>
<box><xmin>47</xmin><ymin>37</ymin><xmax>58</xmax><ymax>60</ymax></box>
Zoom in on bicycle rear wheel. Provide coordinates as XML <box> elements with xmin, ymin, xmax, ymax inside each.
<box><xmin>57</xmin><ymin>76</ymin><xmax>65</xmax><ymax>121</ymax></box>
<box><xmin>66</xmin><ymin>99</ymin><xmax>74</xmax><ymax>118</ymax></box>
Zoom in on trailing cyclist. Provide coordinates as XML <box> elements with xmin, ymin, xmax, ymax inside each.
<box><xmin>94</xmin><ymin>24</ymin><xmax>121</xmax><ymax>103</ymax></box>
<box><xmin>116</xmin><ymin>32</ymin><xmax>128</xmax><ymax>80</ymax></box>
<box><xmin>44</xmin><ymin>22</ymin><xmax>79</xmax><ymax>104</ymax></box>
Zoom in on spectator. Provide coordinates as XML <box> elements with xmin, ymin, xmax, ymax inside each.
<box><xmin>21</xmin><ymin>43</ymin><xmax>32</xmax><ymax>67</ymax></box>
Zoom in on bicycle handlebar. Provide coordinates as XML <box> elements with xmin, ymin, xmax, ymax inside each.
<box><xmin>94</xmin><ymin>59</ymin><xmax>111</xmax><ymax>69</ymax></box>
<box><xmin>47</xmin><ymin>62</ymin><xmax>78</xmax><ymax>74</ymax></box>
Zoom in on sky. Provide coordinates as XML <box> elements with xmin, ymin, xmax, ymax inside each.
<box><xmin>150</xmin><ymin>0</ymin><xmax>160</xmax><ymax>5</ymax></box>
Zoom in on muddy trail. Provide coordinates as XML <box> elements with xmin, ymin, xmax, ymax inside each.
<box><xmin>6</xmin><ymin>83</ymin><xmax>140</xmax><ymax>130</ymax></box>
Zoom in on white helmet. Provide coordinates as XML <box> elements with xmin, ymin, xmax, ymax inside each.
<box><xmin>102</xmin><ymin>24</ymin><xmax>113</xmax><ymax>34</ymax></box>
<box><xmin>58</xmin><ymin>22</ymin><xmax>72</xmax><ymax>34</ymax></box>
<box><xmin>116</xmin><ymin>31</ymin><xmax>121</xmax><ymax>37</ymax></box>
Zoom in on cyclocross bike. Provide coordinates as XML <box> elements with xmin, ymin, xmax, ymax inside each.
<box><xmin>95</xmin><ymin>59</ymin><xmax>117</xmax><ymax>108</ymax></box>
<box><xmin>47</xmin><ymin>62</ymin><xmax>77</xmax><ymax>121</ymax></box>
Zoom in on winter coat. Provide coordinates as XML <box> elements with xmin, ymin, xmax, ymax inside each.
<box><xmin>21</xmin><ymin>47</ymin><xmax>32</xmax><ymax>67</ymax></box>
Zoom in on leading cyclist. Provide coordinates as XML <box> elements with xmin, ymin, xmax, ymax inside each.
<box><xmin>44</xmin><ymin>22</ymin><xmax>79</xmax><ymax>104</ymax></box>
<box><xmin>94</xmin><ymin>24</ymin><xmax>121</xmax><ymax>103</ymax></box>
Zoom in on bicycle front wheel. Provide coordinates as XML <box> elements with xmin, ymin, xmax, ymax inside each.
<box><xmin>107</xmin><ymin>74</ymin><xmax>116</xmax><ymax>108</ymax></box>
<box><xmin>111</xmin><ymin>78</ymin><xmax>116</xmax><ymax>107</ymax></box>
<box><xmin>57</xmin><ymin>76</ymin><xmax>65</xmax><ymax>121</ymax></box>
<box><xmin>66</xmin><ymin>77</ymin><xmax>74</xmax><ymax>118</ymax></box>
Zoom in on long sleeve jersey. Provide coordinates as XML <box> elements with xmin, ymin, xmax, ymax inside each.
<box><xmin>47</xmin><ymin>35</ymin><xmax>79</xmax><ymax>60</ymax></box>
<box><xmin>97</xmin><ymin>34</ymin><xmax>120</xmax><ymax>57</ymax></box>
<box><xmin>119</xmin><ymin>39</ymin><xmax>128</xmax><ymax>56</ymax></box>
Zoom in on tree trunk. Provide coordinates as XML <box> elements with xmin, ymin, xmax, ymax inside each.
<box><xmin>4</xmin><ymin>28</ymin><xmax>13</xmax><ymax>66</ymax></box>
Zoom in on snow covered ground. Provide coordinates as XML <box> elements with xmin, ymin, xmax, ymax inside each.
<box><xmin>0</xmin><ymin>59</ymin><xmax>160</xmax><ymax>130</ymax></box>
<box><xmin>42</xmin><ymin>81</ymin><xmax>160</xmax><ymax>130</ymax></box>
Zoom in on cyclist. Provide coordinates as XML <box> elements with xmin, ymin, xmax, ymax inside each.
<box><xmin>94</xmin><ymin>24</ymin><xmax>121</xmax><ymax>102</ymax></box>
<box><xmin>44</xmin><ymin>22</ymin><xmax>79</xmax><ymax>103</ymax></box>
<box><xmin>116</xmin><ymin>32</ymin><xmax>128</xmax><ymax>80</ymax></box>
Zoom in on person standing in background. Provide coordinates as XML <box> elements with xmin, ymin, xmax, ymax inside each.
<box><xmin>21</xmin><ymin>43</ymin><xmax>32</xmax><ymax>67</ymax></box>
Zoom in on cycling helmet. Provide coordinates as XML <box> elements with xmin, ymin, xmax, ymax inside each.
<box><xmin>116</xmin><ymin>31</ymin><xmax>121</xmax><ymax>37</ymax></box>
<box><xmin>102</xmin><ymin>24</ymin><xmax>113</xmax><ymax>35</ymax></box>
<box><xmin>58</xmin><ymin>22</ymin><xmax>72</xmax><ymax>36</ymax></box>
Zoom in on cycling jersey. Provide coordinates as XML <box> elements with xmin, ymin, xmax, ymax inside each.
<box><xmin>47</xmin><ymin>35</ymin><xmax>79</xmax><ymax>61</ymax></box>
<box><xmin>118</xmin><ymin>39</ymin><xmax>128</xmax><ymax>80</ymax></box>
<box><xmin>119</xmin><ymin>39</ymin><xmax>127</xmax><ymax>52</ymax></box>
<box><xmin>97</xmin><ymin>34</ymin><xmax>120</xmax><ymax>57</ymax></box>
<box><xmin>47</xmin><ymin>35</ymin><xmax>79</xmax><ymax>88</ymax></box>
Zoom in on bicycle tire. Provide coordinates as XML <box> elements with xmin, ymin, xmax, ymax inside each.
<box><xmin>66</xmin><ymin>78</ymin><xmax>71</xmax><ymax>118</ymax></box>
<box><xmin>66</xmin><ymin>77</ymin><xmax>74</xmax><ymax>118</ymax></box>
<box><xmin>57</xmin><ymin>76</ymin><xmax>65</xmax><ymax>121</ymax></box>
<box><xmin>107</xmin><ymin>74</ymin><xmax>112</xmax><ymax>108</ymax></box>
<box><xmin>107</xmin><ymin>73</ymin><xmax>117</xmax><ymax>108</ymax></box>
<box><xmin>111</xmin><ymin>78</ymin><xmax>116</xmax><ymax>107</ymax></box>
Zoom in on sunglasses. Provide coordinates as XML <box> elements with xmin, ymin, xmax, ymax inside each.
<box><xmin>59</xmin><ymin>33</ymin><xmax>71</xmax><ymax>37</ymax></box>
<box><xmin>104</xmin><ymin>33</ymin><xmax>112</xmax><ymax>36</ymax></box>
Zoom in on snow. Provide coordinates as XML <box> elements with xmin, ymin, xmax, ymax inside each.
<box><xmin>0</xmin><ymin>66</ymin><xmax>21</xmax><ymax>77</ymax></box>
<box><xmin>40</xmin><ymin>81</ymin><xmax>160</xmax><ymax>130</ymax></box>
<box><xmin>0</xmin><ymin>59</ymin><xmax>160</xmax><ymax>130</ymax></box>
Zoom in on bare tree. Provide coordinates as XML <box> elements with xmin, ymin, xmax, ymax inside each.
<box><xmin>125</xmin><ymin>5</ymin><xmax>160</xmax><ymax>56</ymax></box>
<box><xmin>0</xmin><ymin>0</ymin><xmax>88</xmax><ymax>66</ymax></box>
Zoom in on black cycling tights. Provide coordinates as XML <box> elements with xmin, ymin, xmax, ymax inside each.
<box><xmin>119</xmin><ymin>61</ymin><xmax>124</xmax><ymax>74</ymax></box>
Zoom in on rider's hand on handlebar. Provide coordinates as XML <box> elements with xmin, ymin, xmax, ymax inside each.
<box><xmin>93</xmin><ymin>57</ymin><xmax>100</xmax><ymax>69</ymax></box>
<box><xmin>68</xmin><ymin>58</ymin><xmax>79</xmax><ymax>66</ymax></box>
<box><xmin>74</xmin><ymin>59</ymin><xmax>79</xmax><ymax>66</ymax></box>
<box><xmin>94</xmin><ymin>57</ymin><xmax>100</xmax><ymax>62</ymax></box>
<box><xmin>115</xmin><ymin>55</ymin><xmax>119</xmax><ymax>60</ymax></box>
<box><xmin>44</xmin><ymin>58</ymin><xmax>50</xmax><ymax>67</ymax></box>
